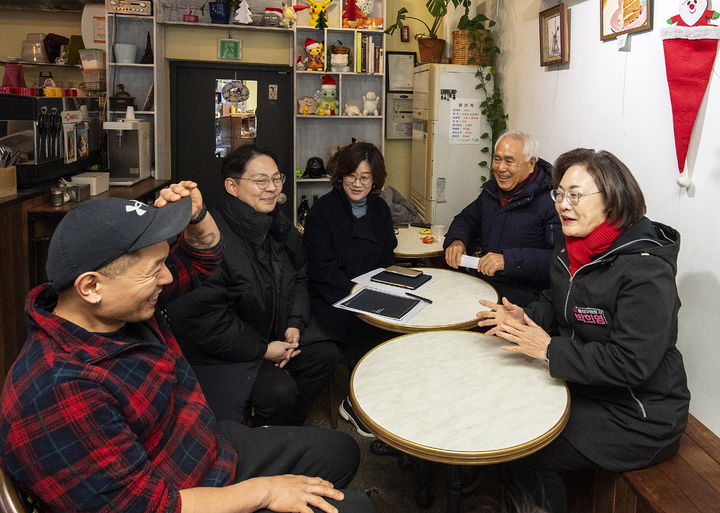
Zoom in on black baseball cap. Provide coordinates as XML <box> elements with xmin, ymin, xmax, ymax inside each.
<box><xmin>47</xmin><ymin>196</ymin><xmax>192</xmax><ymax>291</ymax></box>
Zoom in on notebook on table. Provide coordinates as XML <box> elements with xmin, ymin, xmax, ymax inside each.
<box><xmin>370</xmin><ymin>270</ymin><xmax>432</xmax><ymax>290</ymax></box>
<box><xmin>339</xmin><ymin>288</ymin><xmax>420</xmax><ymax>320</ymax></box>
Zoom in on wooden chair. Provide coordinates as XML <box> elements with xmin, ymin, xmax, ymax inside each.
<box><xmin>0</xmin><ymin>467</ymin><xmax>27</xmax><ymax>513</ymax></box>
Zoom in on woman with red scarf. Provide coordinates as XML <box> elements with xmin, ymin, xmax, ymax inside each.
<box><xmin>477</xmin><ymin>148</ymin><xmax>690</xmax><ymax>513</ymax></box>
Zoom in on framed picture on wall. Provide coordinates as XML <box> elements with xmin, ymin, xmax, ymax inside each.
<box><xmin>600</xmin><ymin>0</ymin><xmax>652</xmax><ymax>41</ymax></box>
<box><xmin>386</xmin><ymin>51</ymin><xmax>417</xmax><ymax>92</ymax></box>
<box><xmin>539</xmin><ymin>3</ymin><xmax>569</xmax><ymax>66</ymax></box>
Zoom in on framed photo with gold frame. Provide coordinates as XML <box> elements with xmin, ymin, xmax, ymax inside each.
<box><xmin>600</xmin><ymin>0</ymin><xmax>652</xmax><ymax>41</ymax></box>
<box><xmin>539</xmin><ymin>3</ymin><xmax>569</xmax><ymax>66</ymax></box>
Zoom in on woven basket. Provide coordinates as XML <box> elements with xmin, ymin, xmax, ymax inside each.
<box><xmin>452</xmin><ymin>29</ymin><xmax>492</xmax><ymax>66</ymax></box>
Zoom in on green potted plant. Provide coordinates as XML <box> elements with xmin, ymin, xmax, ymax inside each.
<box><xmin>456</xmin><ymin>12</ymin><xmax>507</xmax><ymax>168</ymax></box>
<box><xmin>385</xmin><ymin>0</ymin><xmax>464</xmax><ymax>63</ymax></box>
<box><xmin>453</xmin><ymin>10</ymin><xmax>495</xmax><ymax>66</ymax></box>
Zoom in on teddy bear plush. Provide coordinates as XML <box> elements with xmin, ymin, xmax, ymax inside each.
<box><xmin>362</xmin><ymin>91</ymin><xmax>380</xmax><ymax>116</ymax></box>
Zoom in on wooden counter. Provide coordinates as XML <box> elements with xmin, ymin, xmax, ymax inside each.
<box><xmin>0</xmin><ymin>179</ymin><xmax>170</xmax><ymax>387</ymax></box>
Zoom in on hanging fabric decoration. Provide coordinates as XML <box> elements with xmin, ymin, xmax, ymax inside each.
<box><xmin>662</xmin><ymin>0</ymin><xmax>720</xmax><ymax>189</ymax></box>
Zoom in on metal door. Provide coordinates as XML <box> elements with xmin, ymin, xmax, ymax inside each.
<box><xmin>170</xmin><ymin>61</ymin><xmax>293</xmax><ymax>212</ymax></box>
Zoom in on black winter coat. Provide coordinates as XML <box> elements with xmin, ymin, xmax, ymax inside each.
<box><xmin>527</xmin><ymin>218</ymin><xmax>690</xmax><ymax>472</ymax></box>
<box><xmin>303</xmin><ymin>187</ymin><xmax>397</xmax><ymax>325</ymax></box>
<box><xmin>166</xmin><ymin>196</ymin><xmax>327</xmax><ymax>366</ymax></box>
<box><xmin>443</xmin><ymin>159</ymin><xmax>562</xmax><ymax>306</ymax></box>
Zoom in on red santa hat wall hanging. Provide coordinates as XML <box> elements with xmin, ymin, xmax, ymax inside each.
<box><xmin>662</xmin><ymin>0</ymin><xmax>720</xmax><ymax>189</ymax></box>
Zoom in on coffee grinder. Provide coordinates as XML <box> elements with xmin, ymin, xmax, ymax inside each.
<box><xmin>103</xmin><ymin>108</ymin><xmax>151</xmax><ymax>185</ymax></box>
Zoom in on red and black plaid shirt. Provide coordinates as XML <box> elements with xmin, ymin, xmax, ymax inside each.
<box><xmin>0</xmin><ymin>236</ymin><xmax>237</xmax><ymax>513</ymax></box>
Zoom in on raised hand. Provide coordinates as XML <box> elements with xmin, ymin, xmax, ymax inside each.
<box><xmin>477</xmin><ymin>297</ymin><xmax>525</xmax><ymax>328</ymax></box>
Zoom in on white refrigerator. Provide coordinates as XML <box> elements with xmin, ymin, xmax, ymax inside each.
<box><xmin>409</xmin><ymin>63</ymin><xmax>492</xmax><ymax>226</ymax></box>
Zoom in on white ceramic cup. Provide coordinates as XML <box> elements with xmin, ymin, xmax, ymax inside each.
<box><xmin>114</xmin><ymin>44</ymin><xmax>137</xmax><ymax>64</ymax></box>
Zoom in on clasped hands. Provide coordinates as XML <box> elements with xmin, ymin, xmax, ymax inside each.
<box><xmin>477</xmin><ymin>298</ymin><xmax>551</xmax><ymax>361</ymax></box>
<box><xmin>265</xmin><ymin>327</ymin><xmax>302</xmax><ymax>368</ymax></box>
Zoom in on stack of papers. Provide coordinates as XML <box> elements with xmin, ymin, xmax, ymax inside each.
<box><xmin>339</xmin><ymin>289</ymin><xmax>419</xmax><ymax>320</ymax></box>
<box><xmin>333</xmin><ymin>268</ymin><xmax>433</xmax><ymax>322</ymax></box>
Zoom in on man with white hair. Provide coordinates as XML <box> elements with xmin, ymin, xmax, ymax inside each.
<box><xmin>444</xmin><ymin>130</ymin><xmax>562</xmax><ymax>306</ymax></box>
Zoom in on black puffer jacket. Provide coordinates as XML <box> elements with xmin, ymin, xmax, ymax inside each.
<box><xmin>303</xmin><ymin>187</ymin><xmax>397</xmax><ymax>319</ymax></box>
<box><xmin>166</xmin><ymin>196</ymin><xmax>327</xmax><ymax>366</ymax></box>
<box><xmin>443</xmin><ymin>159</ymin><xmax>562</xmax><ymax>306</ymax></box>
<box><xmin>527</xmin><ymin>218</ymin><xmax>690</xmax><ymax>472</ymax></box>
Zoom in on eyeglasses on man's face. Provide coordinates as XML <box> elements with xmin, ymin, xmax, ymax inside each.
<box><xmin>343</xmin><ymin>174</ymin><xmax>373</xmax><ymax>186</ymax></box>
<box><xmin>550</xmin><ymin>189</ymin><xmax>601</xmax><ymax>206</ymax></box>
<box><xmin>236</xmin><ymin>174</ymin><xmax>286</xmax><ymax>190</ymax></box>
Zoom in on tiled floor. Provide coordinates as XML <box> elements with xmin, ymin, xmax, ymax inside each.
<box><xmin>305</xmin><ymin>365</ymin><xmax>505</xmax><ymax>513</ymax></box>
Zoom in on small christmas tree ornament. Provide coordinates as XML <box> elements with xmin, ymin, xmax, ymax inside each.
<box><xmin>234</xmin><ymin>0</ymin><xmax>253</xmax><ymax>24</ymax></box>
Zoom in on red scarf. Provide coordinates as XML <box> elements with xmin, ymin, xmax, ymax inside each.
<box><xmin>566</xmin><ymin>220</ymin><xmax>623</xmax><ymax>275</ymax></box>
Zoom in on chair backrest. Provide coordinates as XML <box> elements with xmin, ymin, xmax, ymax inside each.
<box><xmin>0</xmin><ymin>467</ymin><xmax>28</xmax><ymax>513</ymax></box>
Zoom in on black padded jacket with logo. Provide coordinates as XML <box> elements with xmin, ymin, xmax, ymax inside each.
<box><xmin>526</xmin><ymin>217</ymin><xmax>690</xmax><ymax>472</ymax></box>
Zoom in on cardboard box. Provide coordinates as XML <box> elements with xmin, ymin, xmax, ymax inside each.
<box><xmin>0</xmin><ymin>166</ymin><xmax>17</xmax><ymax>198</ymax></box>
<box><xmin>71</xmin><ymin>171</ymin><xmax>110</xmax><ymax>196</ymax></box>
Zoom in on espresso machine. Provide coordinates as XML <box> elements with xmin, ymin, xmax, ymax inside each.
<box><xmin>0</xmin><ymin>94</ymin><xmax>102</xmax><ymax>186</ymax></box>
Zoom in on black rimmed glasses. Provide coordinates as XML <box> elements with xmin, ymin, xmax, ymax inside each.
<box><xmin>236</xmin><ymin>174</ymin><xmax>286</xmax><ymax>190</ymax></box>
<box><xmin>342</xmin><ymin>174</ymin><xmax>373</xmax><ymax>186</ymax></box>
<box><xmin>550</xmin><ymin>189</ymin><xmax>601</xmax><ymax>206</ymax></box>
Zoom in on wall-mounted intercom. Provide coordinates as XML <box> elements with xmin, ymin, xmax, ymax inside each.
<box><xmin>385</xmin><ymin>93</ymin><xmax>413</xmax><ymax>140</ymax></box>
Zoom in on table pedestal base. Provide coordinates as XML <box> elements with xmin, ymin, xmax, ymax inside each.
<box><xmin>447</xmin><ymin>465</ymin><xmax>462</xmax><ymax>513</ymax></box>
<box><xmin>414</xmin><ymin>459</ymin><xmax>433</xmax><ymax>509</ymax></box>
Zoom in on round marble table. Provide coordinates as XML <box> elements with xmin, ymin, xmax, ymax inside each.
<box><xmin>353</xmin><ymin>268</ymin><xmax>499</xmax><ymax>333</ymax></box>
<box><xmin>350</xmin><ymin>330</ymin><xmax>570</xmax><ymax>512</ymax></box>
<box><xmin>394</xmin><ymin>225</ymin><xmax>445</xmax><ymax>259</ymax></box>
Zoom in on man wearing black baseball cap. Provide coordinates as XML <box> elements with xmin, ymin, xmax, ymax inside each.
<box><xmin>0</xmin><ymin>181</ymin><xmax>373</xmax><ymax>513</ymax></box>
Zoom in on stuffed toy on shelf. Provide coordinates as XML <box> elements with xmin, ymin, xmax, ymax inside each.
<box><xmin>362</xmin><ymin>91</ymin><xmax>380</xmax><ymax>116</ymax></box>
<box><xmin>281</xmin><ymin>2</ymin><xmax>308</xmax><ymax>27</ymax></box>
<box><xmin>305</xmin><ymin>0</ymin><xmax>332</xmax><ymax>28</ymax></box>
<box><xmin>315</xmin><ymin>75</ymin><xmax>338</xmax><ymax>116</ymax></box>
<box><xmin>298</xmin><ymin>96</ymin><xmax>318</xmax><ymax>115</ymax></box>
<box><xmin>343</xmin><ymin>104</ymin><xmax>361</xmax><ymax>116</ymax></box>
<box><xmin>303</xmin><ymin>38</ymin><xmax>325</xmax><ymax>71</ymax></box>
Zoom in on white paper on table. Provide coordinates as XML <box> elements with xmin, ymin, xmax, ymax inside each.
<box><xmin>332</xmin><ymin>286</ymin><xmax>427</xmax><ymax>323</ymax></box>
<box><xmin>351</xmin><ymin>267</ymin><xmax>434</xmax><ymax>293</ymax></box>
<box><xmin>460</xmin><ymin>255</ymin><xmax>480</xmax><ymax>269</ymax></box>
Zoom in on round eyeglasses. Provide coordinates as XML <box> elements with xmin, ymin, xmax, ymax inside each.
<box><xmin>550</xmin><ymin>189</ymin><xmax>601</xmax><ymax>206</ymax></box>
<box><xmin>236</xmin><ymin>174</ymin><xmax>286</xmax><ymax>190</ymax></box>
<box><xmin>342</xmin><ymin>174</ymin><xmax>373</xmax><ymax>186</ymax></box>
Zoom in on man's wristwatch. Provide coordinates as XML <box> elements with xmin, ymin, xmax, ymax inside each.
<box><xmin>189</xmin><ymin>204</ymin><xmax>207</xmax><ymax>225</ymax></box>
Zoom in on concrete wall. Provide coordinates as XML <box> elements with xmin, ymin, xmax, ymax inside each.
<box><xmin>491</xmin><ymin>0</ymin><xmax>720</xmax><ymax>434</ymax></box>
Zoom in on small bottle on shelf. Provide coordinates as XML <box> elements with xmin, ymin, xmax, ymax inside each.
<box><xmin>312</xmin><ymin>194</ymin><xmax>318</xmax><ymax>206</ymax></box>
<box><xmin>297</xmin><ymin>195</ymin><xmax>310</xmax><ymax>226</ymax></box>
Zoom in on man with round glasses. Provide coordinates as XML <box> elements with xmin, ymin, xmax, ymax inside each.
<box><xmin>165</xmin><ymin>145</ymin><xmax>339</xmax><ymax>429</ymax></box>
<box><xmin>444</xmin><ymin>130</ymin><xmax>562</xmax><ymax>306</ymax></box>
